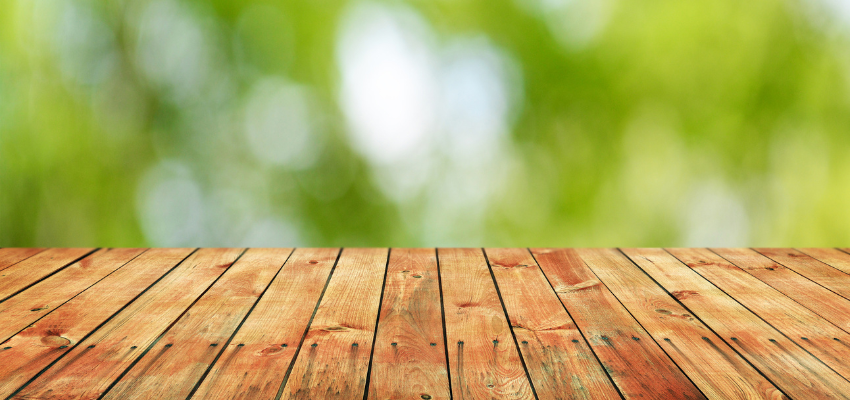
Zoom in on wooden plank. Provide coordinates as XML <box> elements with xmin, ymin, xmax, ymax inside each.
<box><xmin>366</xmin><ymin>248</ymin><xmax>450</xmax><ymax>400</ymax></box>
<box><xmin>0</xmin><ymin>248</ymin><xmax>95</xmax><ymax>301</ymax></box>
<box><xmin>705</xmin><ymin>248</ymin><xmax>850</xmax><ymax>376</ymax></box>
<box><xmin>614</xmin><ymin>248</ymin><xmax>784</xmax><ymax>399</ymax></box>
<box><xmin>798</xmin><ymin>248</ymin><xmax>850</xmax><ymax>276</ymax></box>
<box><xmin>102</xmin><ymin>248</ymin><xmax>292</xmax><ymax>399</ymax></box>
<box><xmin>278</xmin><ymin>248</ymin><xmax>388</xmax><ymax>400</ymax></box>
<box><xmin>0</xmin><ymin>248</ymin><xmax>146</xmax><ymax>343</ymax></box>
<box><xmin>11</xmin><ymin>248</ymin><xmax>244</xmax><ymax>400</ymax></box>
<box><xmin>439</xmin><ymin>248</ymin><xmax>534</xmax><ymax>400</ymax></box>
<box><xmin>660</xmin><ymin>248</ymin><xmax>850</xmax><ymax>398</ymax></box>
<box><xmin>756</xmin><ymin>247</ymin><xmax>850</xmax><ymax>301</ymax></box>
<box><xmin>0</xmin><ymin>248</ymin><xmax>195</xmax><ymax>398</ymax></box>
<box><xmin>728</xmin><ymin>248</ymin><xmax>850</xmax><ymax>333</ymax></box>
<box><xmin>485</xmin><ymin>248</ymin><xmax>620</xmax><ymax>400</ymax></box>
<box><xmin>191</xmin><ymin>248</ymin><xmax>339</xmax><ymax>400</ymax></box>
<box><xmin>532</xmin><ymin>248</ymin><xmax>705</xmax><ymax>400</ymax></box>
<box><xmin>0</xmin><ymin>248</ymin><xmax>46</xmax><ymax>272</ymax></box>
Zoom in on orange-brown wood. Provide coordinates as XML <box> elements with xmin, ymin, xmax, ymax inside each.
<box><xmin>662</xmin><ymin>248</ymin><xmax>850</xmax><ymax>399</ymax></box>
<box><xmin>616</xmin><ymin>248</ymin><xmax>785</xmax><ymax>399</ymax></box>
<box><xmin>367</xmin><ymin>248</ymin><xmax>450</xmax><ymax>400</ymax></box>
<box><xmin>756</xmin><ymin>248</ymin><xmax>850</xmax><ymax>304</ymax></box>
<box><xmin>705</xmin><ymin>248</ymin><xmax>850</xmax><ymax>378</ymax></box>
<box><xmin>0</xmin><ymin>248</ymin><xmax>145</xmax><ymax>343</ymax></box>
<box><xmin>439</xmin><ymin>248</ymin><xmax>534</xmax><ymax>400</ymax></box>
<box><xmin>0</xmin><ymin>248</ymin><xmax>46</xmax><ymax>272</ymax></box>
<box><xmin>0</xmin><ymin>248</ymin><xmax>95</xmax><ymax>301</ymax></box>
<box><xmin>278</xmin><ymin>248</ymin><xmax>388</xmax><ymax>400</ymax></box>
<box><xmin>0</xmin><ymin>248</ymin><xmax>194</xmax><ymax>398</ymax></box>
<box><xmin>191</xmin><ymin>248</ymin><xmax>339</xmax><ymax>400</ymax></box>
<box><xmin>11</xmin><ymin>248</ymin><xmax>243</xmax><ymax>400</ymax></box>
<box><xmin>799</xmin><ymin>248</ymin><xmax>850</xmax><ymax>275</ymax></box>
<box><xmin>532</xmin><ymin>248</ymin><xmax>705</xmax><ymax>400</ymax></box>
<box><xmin>485</xmin><ymin>248</ymin><xmax>620</xmax><ymax>400</ymax></box>
<box><xmin>102</xmin><ymin>248</ymin><xmax>292</xmax><ymax>399</ymax></box>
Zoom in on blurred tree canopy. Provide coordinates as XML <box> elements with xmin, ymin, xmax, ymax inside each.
<box><xmin>1</xmin><ymin>0</ymin><xmax>849</xmax><ymax>247</ymax></box>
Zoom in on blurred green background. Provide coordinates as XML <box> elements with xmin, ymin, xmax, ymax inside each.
<box><xmin>1</xmin><ymin>0</ymin><xmax>850</xmax><ymax>247</ymax></box>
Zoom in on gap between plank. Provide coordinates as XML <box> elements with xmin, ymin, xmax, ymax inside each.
<box><xmin>4</xmin><ymin>248</ymin><xmax>200</xmax><ymax>400</ymax></box>
<box><xmin>96</xmin><ymin>248</ymin><xmax>251</xmax><ymax>400</ymax></box>
<box><xmin>361</xmin><ymin>248</ymin><xmax>392</xmax><ymax>400</ymax></box>
<box><xmin>573</xmin><ymin>249</ymin><xmax>709</xmax><ymax>400</ymax></box>
<box><xmin>625</xmin><ymin>248</ymin><xmax>796</xmax><ymax>398</ymax></box>
<box><xmin>481</xmin><ymin>248</ymin><xmax>540</xmax><ymax>400</ymax></box>
<box><xmin>0</xmin><ymin>248</ymin><xmax>100</xmax><ymax>304</ymax></box>
<box><xmin>525</xmin><ymin>248</ymin><xmax>626</xmax><ymax>400</ymax></box>
<box><xmin>185</xmin><ymin>248</ymin><xmax>297</xmax><ymax>400</ymax></box>
<box><xmin>0</xmin><ymin>249</ymin><xmax>150</xmax><ymax>346</ymax></box>
<box><xmin>699</xmin><ymin>248</ymin><xmax>850</xmax><ymax>383</ymax></box>
<box><xmin>435</xmin><ymin>248</ymin><xmax>454</xmax><ymax>400</ymax></box>
<box><xmin>749</xmin><ymin>248</ymin><xmax>850</xmax><ymax>312</ymax></box>
<box><xmin>273</xmin><ymin>248</ymin><xmax>344</xmax><ymax>400</ymax></box>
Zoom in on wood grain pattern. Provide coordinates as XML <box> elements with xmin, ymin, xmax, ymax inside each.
<box><xmin>0</xmin><ymin>248</ymin><xmax>46</xmax><ymax>272</ymax></box>
<box><xmin>11</xmin><ymin>248</ymin><xmax>243</xmax><ymax>400</ymax></box>
<box><xmin>799</xmin><ymin>248</ymin><xmax>850</xmax><ymax>275</ymax></box>
<box><xmin>616</xmin><ymin>248</ymin><xmax>785</xmax><ymax>399</ymax></box>
<box><xmin>485</xmin><ymin>248</ymin><xmax>620</xmax><ymax>400</ymax></box>
<box><xmin>0</xmin><ymin>248</ymin><xmax>194</xmax><ymax>398</ymax></box>
<box><xmin>278</xmin><ymin>248</ymin><xmax>389</xmax><ymax>400</ymax></box>
<box><xmin>0</xmin><ymin>248</ymin><xmax>145</xmax><ymax>343</ymax></box>
<box><xmin>367</xmin><ymin>248</ymin><xmax>450</xmax><ymax>400</ymax></box>
<box><xmin>663</xmin><ymin>248</ymin><xmax>850</xmax><ymax>399</ymax></box>
<box><xmin>532</xmin><ymin>248</ymin><xmax>705</xmax><ymax>400</ymax></box>
<box><xmin>706</xmin><ymin>248</ymin><xmax>850</xmax><ymax>378</ymax></box>
<box><xmin>102</xmin><ymin>248</ymin><xmax>292</xmax><ymax>399</ymax></box>
<box><xmin>0</xmin><ymin>248</ymin><xmax>95</xmax><ymax>301</ymax></box>
<box><xmin>756</xmin><ymin>247</ymin><xmax>850</xmax><ymax>304</ymax></box>
<box><xmin>439</xmin><ymin>248</ymin><xmax>534</xmax><ymax>400</ymax></box>
<box><xmin>191</xmin><ymin>248</ymin><xmax>339</xmax><ymax>400</ymax></box>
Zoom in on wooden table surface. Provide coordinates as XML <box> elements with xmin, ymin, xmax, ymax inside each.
<box><xmin>1</xmin><ymin>248</ymin><xmax>850</xmax><ymax>399</ymax></box>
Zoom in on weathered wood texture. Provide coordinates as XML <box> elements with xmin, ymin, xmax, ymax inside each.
<box><xmin>277</xmin><ymin>248</ymin><xmax>389</xmax><ymax>400</ymax></box>
<box><xmin>0</xmin><ymin>248</ymin><xmax>95</xmax><ymax>301</ymax></box>
<box><xmin>531</xmin><ymin>248</ymin><xmax>705</xmax><ymax>400</ymax></box>
<box><xmin>103</xmin><ymin>248</ymin><xmax>292</xmax><ymax>399</ymax></box>
<box><xmin>663</xmin><ymin>248</ymin><xmax>850</xmax><ymax>399</ymax></box>
<box><xmin>12</xmin><ymin>248</ymin><xmax>243</xmax><ymax>400</ymax></box>
<box><xmin>0</xmin><ymin>248</ymin><xmax>194</xmax><ymax>398</ymax></box>
<box><xmin>191</xmin><ymin>248</ymin><xmax>339</xmax><ymax>400</ymax></box>
<box><xmin>368</xmin><ymin>248</ymin><xmax>450</xmax><ymax>400</ymax></box>
<box><xmin>440</xmin><ymin>248</ymin><xmax>534</xmax><ymax>400</ymax></box>
<box><xmin>610</xmin><ymin>248</ymin><xmax>784</xmax><ymax>399</ymax></box>
<box><xmin>485</xmin><ymin>248</ymin><xmax>620</xmax><ymax>400</ymax></box>
<box><xmin>1</xmin><ymin>248</ymin><xmax>850</xmax><ymax>399</ymax></box>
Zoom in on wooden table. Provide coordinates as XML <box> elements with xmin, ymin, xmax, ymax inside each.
<box><xmin>1</xmin><ymin>248</ymin><xmax>850</xmax><ymax>399</ymax></box>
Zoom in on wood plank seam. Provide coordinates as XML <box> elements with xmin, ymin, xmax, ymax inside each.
<box><xmin>755</xmin><ymin>248</ymin><xmax>850</xmax><ymax>304</ymax></box>
<box><xmin>0</xmin><ymin>248</ymin><xmax>148</xmax><ymax>345</ymax></box>
<box><xmin>526</xmin><ymin>249</ymin><xmax>626</xmax><ymax>400</ymax></box>
<box><xmin>733</xmin><ymin>249</ymin><xmax>850</xmax><ymax>336</ymax></box>
<box><xmin>184</xmin><ymin>248</ymin><xmax>297</xmax><ymax>399</ymax></box>
<box><xmin>0</xmin><ymin>248</ymin><xmax>48</xmax><ymax>273</ymax></box>
<box><xmin>797</xmin><ymin>248</ymin><xmax>850</xmax><ymax>277</ymax></box>
<box><xmin>0</xmin><ymin>248</ymin><xmax>99</xmax><ymax>303</ymax></box>
<box><xmin>94</xmin><ymin>248</ymin><xmax>250</xmax><ymax>399</ymax></box>
<box><xmin>482</xmin><ymin>249</ymin><xmax>541</xmax><ymax>400</ymax></box>
<box><xmin>360</xmin><ymin>248</ymin><xmax>392</xmax><ymax>400</ymax></box>
<box><xmin>621</xmin><ymin>249</ymin><xmax>792</xmax><ymax>399</ymax></box>
<box><xmin>272</xmin><ymin>248</ymin><xmax>344</xmax><ymax>400</ymax></box>
<box><xmin>575</xmin><ymin>250</ymin><xmax>709</xmax><ymax>400</ymax></box>
<box><xmin>662</xmin><ymin>248</ymin><xmax>850</xmax><ymax>397</ymax></box>
<box><xmin>435</xmin><ymin>248</ymin><xmax>454</xmax><ymax>400</ymax></box>
<box><xmin>705</xmin><ymin>248</ymin><xmax>850</xmax><ymax>380</ymax></box>
<box><xmin>2</xmin><ymin>248</ymin><xmax>199</xmax><ymax>399</ymax></box>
